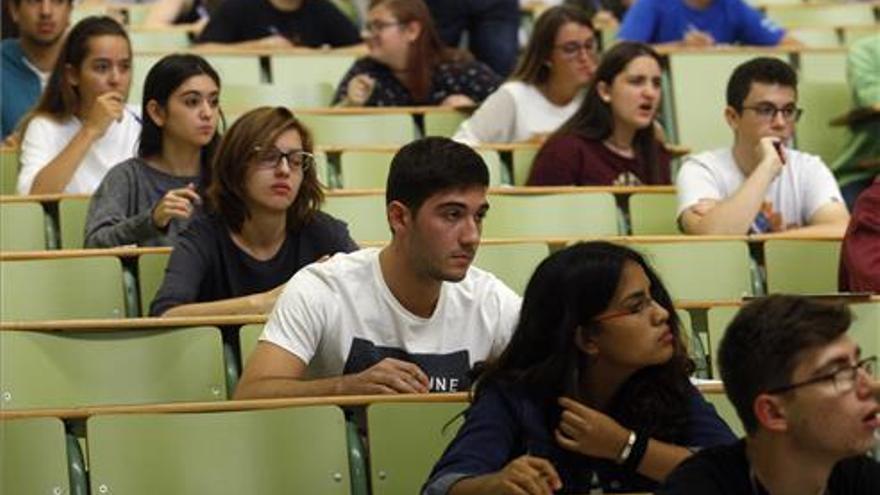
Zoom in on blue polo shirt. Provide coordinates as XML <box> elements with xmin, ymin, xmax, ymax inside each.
<box><xmin>618</xmin><ymin>0</ymin><xmax>785</xmax><ymax>46</ymax></box>
<box><xmin>1</xmin><ymin>39</ymin><xmax>43</xmax><ymax>138</ymax></box>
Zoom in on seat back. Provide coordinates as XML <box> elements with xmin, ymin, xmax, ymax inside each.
<box><xmin>796</xmin><ymin>81</ymin><xmax>851</xmax><ymax>163</ymax></box>
<box><xmin>0</xmin><ymin>202</ymin><xmax>46</xmax><ymax>250</ymax></box>
<box><xmin>765</xmin><ymin>4</ymin><xmax>877</xmax><ymax>28</ymax></box>
<box><xmin>339</xmin><ymin>151</ymin><xmax>393</xmax><ymax>189</ymax></box>
<box><xmin>239</xmin><ymin>323</ymin><xmax>265</xmax><ymax>366</ymax></box>
<box><xmin>272</xmin><ymin>54</ymin><xmax>358</xmax><ymax>87</ymax></box>
<box><xmin>322</xmin><ymin>194</ymin><xmax>390</xmax><ymax>243</ymax></box>
<box><xmin>0</xmin><ymin>257</ymin><xmax>127</xmax><ymax>320</ymax></box>
<box><xmin>629</xmin><ymin>192</ymin><xmax>680</xmax><ymax>235</ymax></box>
<box><xmin>764</xmin><ymin>239</ymin><xmax>841</xmax><ymax>294</ymax></box>
<box><xmin>221</xmin><ymin>83</ymin><xmax>334</xmax><ymax>114</ymax></box>
<box><xmin>424</xmin><ymin>110</ymin><xmax>468</xmax><ymax>138</ymax></box>
<box><xmin>1</xmin><ymin>417</ymin><xmax>72</xmax><ymax>495</ymax></box>
<box><xmin>0</xmin><ymin>147</ymin><xmax>18</xmax><ymax>195</ymax></box>
<box><xmin>707</xmin><ymin>306</ymin><xmax>741</xmax><ymax>378</ymax></box>
<box><xmin>0</xmin><ymin>327</ymin><xmax>226</xmax><ymax>409</ymax></box>
<box><xmin>138</xmin><ymin>251</ymin><xmax>171</xmax><ymax>315</ymax></box>
<box><xmin>59</xmin><ymin>196</ymin><xmax>91</xmax><ymax>249</ymax></box>
<box><xmin>473</xmin><ymin>242</ymin><xmax>549</xmax><ymax>295</ymax></box>
<box><xmin>367</xmin><ymin>401</ymin><xmax>467</xmax><ymax>495</ymax></box>
<box><xmin>299</xmin><ymin>114</ymin><xmax>416</xmax><ymax>147</ymax></box>
<box><xmin>483</xmin><ymin>192</ymin><xmax>619</xmax><ymax>238</ymax></box>
<box><xmin>87</xmin><ymin>406</ymin><xmax>352</xmax><ymax>495</ymax></box>
<box><xmin>511</xmin><ymin>146</ymin><xmax>539</xmax><ymax>186</ymax></box>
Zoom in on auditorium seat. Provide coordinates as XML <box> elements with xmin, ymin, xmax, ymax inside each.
<box><xmin>239</xmin><ymin>323</ymin><xmax>265</xmax><ymax>366</ymax></box>
<box><xmin>322</xmin><ymin>193</ymin><xmax>390</xmax><ymax>243</ymax></box>
<box><xmin>473</xmin><ymin>241</ymin><xmax>550</xmax><ymax>295</ymax></box>
<box><xmin>137</xmin><ymin>251</ymin><xmax>171</xmax><ymax>315</ymax></box>
<box><xmin>0</xmin><ymin>147</ymin><xmax>18</xmax><ymax>195</ymax></box>
<box><xmin>628</xmin><ymin>192</ymin><xmax>680</xmax><ymax>235</ymax></box>
<box><xmin>763</xmin><ymin>239</ymin><xmax>841</xmax><ymax>294</ymax></box>
<box><xmin>483</xmin><ymin>192</ymin><xmax>619</xmax><ymax>238</ymax></box>
<box><xmin>0</xmin><ymin>417</ymin><xmax>83</xmax><ymax>495</ymax></box>
<box><xmin>58</xmin><ymin>196</ymin><xmax>90</xmax><ymax>249</ymax></box>
<box><xmin>0</xmin><ymin>202</ymin><xmax>46</xmax><ymax>251</ymax></box>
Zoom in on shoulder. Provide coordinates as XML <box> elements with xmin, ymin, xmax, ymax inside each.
<box><xmin>829</xmin><ymin>455</ymin><xmax>880</xmax><ymax>492</ymax></box>
<box><xmin>299</xmin><ymin>210</ymin><xmax>351</xmax><ymax>236</ymax></box>
<box><xmin>660</xmin><ymin>441</ymin><xmax>748</xmax><ymax>492</ymax></box>
<box><xmin>542</xmin><ymin>133</ymin><xmax>594</xmax><ymax>152</ymax></box>
<box><xmin>177</xmin><ymin>212</ymin><xmax>225</xmax><ymax>245</ymax></box>
<box><xmin>99</xmin><ymin>157</ymin><xmax>147</xmax><ymax>185</ymax></box>
<box><xmin>455</xmin><ymin>265</ymin><xmax>521</xmax><ymax>307</ymax></box>
<box><xmin>786</xmin><ymin>149</ymin><xmax>828</xmax><ymax>170</ymax></box>
<box><xmin>682</xmin><ymin>148</ymin><xmax>734</xmax><ymax>171</ymax></box>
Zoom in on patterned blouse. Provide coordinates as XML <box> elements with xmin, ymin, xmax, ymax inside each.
<box><xmin>332</xmin><ymin>57</ymin><xmax>501</xmax><ymax>106</ymax></box>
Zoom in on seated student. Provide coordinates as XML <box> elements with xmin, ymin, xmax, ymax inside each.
<box><xmin>144</xmin><ymin>0</ymin><xmax>219</xmax><ymax>30</ymax></box>
<box><xmin>839</xmin><ymin>178</ymin><xmax>880</xmax><ymax>293</ymax></box>
<box><xmin>424</xmin><ymin>241</ymin><xmax>736</xmax><ymax>495</ymax></box>
<box><xmin>617</xmin><ymin>0</ymin><xmax>800</xmax><ymax>48</ymax></box>
<box><xmin>452</xmin><ymin>5</ymin><xmax>597</xmax><ymax>146</ymax></box>
<box><xmin>528</xmin><ymin>42</ymin><xmax>671</xmax><ymax>186</ymax></box>
<box><xmin>677</xmin><ymin>57</ymin><xmax>850</xmax><ymax>236</ymax></box>
<box><xmin>234</xmin><ymin>137</ymin><xmax>522</xmax><ymax>399</ymax></box>
<box><xmin>333</xmin><ymin>0</ymin><xmax>501</xmax><ymax>107</ymax></box>
<box><xmin>196</xmin><ymin>0</ymin><xmax>360</xmax><ymax>49</ymax></box>
<box><xmin>658</xmin><ymin>295</ymin><xmax>880</xmax><ymax>494</ymax></box>
<box><xmin>150</xmin><ymin>107</ymin><xmax>357</xmax><ymax>317</ymax></box>
<box><xmin>84</xmin><ymin>54</ymin><xmax>221</xmax><ymax>249</ymax></box>
<box><xmin>16</xmin><ymin>16</ymin><xmax>140</xmax><ymax>195</ymax></box>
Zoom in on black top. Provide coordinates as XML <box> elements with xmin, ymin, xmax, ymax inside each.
<box><xmin>197</xmin><ymin>0</ymin><xmax>360</xmax><ymax>47</ymax></box>
<box><xmin>332</xmin><ymin>57</ymin><xmax>501</xmax><ymax>106</ymax></box>
<box><xmin>657</xmin><ymin>440</ymin><xmax>880</xmax><ymax>494</ymax></box>
<box><xmin>149</xmin><ymin>211</ymin><xmax>358</xmax><ymax>316</ymax></box>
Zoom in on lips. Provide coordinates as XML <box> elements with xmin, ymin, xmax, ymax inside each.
<box><xmin>657</xmin><ymin>327</ymin><xmax>674</xmax><ymax>344</ymax></box>
<box><xmin>270</xmin><ymin>183</ymin><xmax>292</xmax><ymax>195</ymax></box>
<box><xmin>863</xmin><ymin>408</ymin><xmax>880</xmax><ymax>429</ymax></box>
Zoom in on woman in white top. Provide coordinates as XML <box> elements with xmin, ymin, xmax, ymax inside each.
<box><xmin>17</xmin><ymin>16</ymin><xmax>140</xmax><ymax>195</ymax></box>
<box><xmin>453</xmin><ymin>5</ymin><xmax>598</xmax><ymax>146</ymax></box>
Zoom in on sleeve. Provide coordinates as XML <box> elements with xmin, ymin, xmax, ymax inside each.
<box><xmin>319</xmin><ymin>1</ymin><xmax>361</xmax><ymax>47</ymax></box>
<box><xmin>488</xmin><ymin>279</ymin><xmax>522</xmax><ymax>359</ymax></box>
<box><xmin>452</xmin><ymin>86</ymin><xmax>518</xmax><ymax>145</ymax></box>
<box><xmin>259</xmin><ymin>267</ymin><xmax>332</xmax><ymax>365</ymax></box>
<box><xmin>196</xmin><ymin>0</ymin><xmax>241</xmax><ymax>43</ymax></box>
<box><xmin>422</xmin><ymin>385</ymin><xmax>521</xmax><ymax>495</ymax></box>
<box><xmin>684</xmin><ymin>385</ymin><xmax>738</xmax><ymax>449</ymax></box>
<box><xmin>675</xmin><ymin>156</ymin><xmax>725</xmax><ymax>217</ymax></box>
<box><xmin>17</xmin><ymin>116</ymin><xmax>61</xmax><ymax>194</ymax></box>
<box><xmin>527</xmin><ymin>135</ymin><xmax>584</xmax><ymax>186</ymax></box>
<box><xmin>84</xmin><ymin>165</ymin><xmax>164</xmax><ymax>248</ymax></box>
<box><xmin>799</xmin><ymin>154</ymin><xmax>845</xmax><ymax>222</ymax></box>
<box><xmin>734</xmin><ymin>0</ymin><xmax>785</xmax><ymax>46</ymax></box>
<box><xmin>616</xmin><ymin>0</ymin><xmax>658</xmax><ymax>42</ymax></box>
<box><xmin>331</xmin><ymin>60</ymin><xmax>366</xmax><ymax>105</ymax></box>
<box><xmin>458</xmin><ymin>61</ymin><xmax>502</xmax><ymax>104</ymax></box>
<box><xmin>148</xmin><ymin>226</ymin><xmax>210</xmax><ymax>316</ymax></box>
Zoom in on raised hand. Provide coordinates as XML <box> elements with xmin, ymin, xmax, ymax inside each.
<box><xmin>554</xmin><ymin>397</ymin><xmax>630</xmax><ymax>461</ymax></box>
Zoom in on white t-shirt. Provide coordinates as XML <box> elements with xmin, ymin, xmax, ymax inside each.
<box><xmin>676</xmin><ymin>147</ymin><xmax>845</xmax><ymax>233</ymax></box>
<box><xmin>17</xmin><ymin>105</ymin><xmax>141</xmax><ymax>194</ymax></box>
<box><xmin>261</xmin><ymin>248</ymin><xmax>522</xmax><ymax>393</ymax></box>
<box><xmin>453</xmin><ymin>81</ymin><xmax>585</xmax><ymax>145</ymax></box>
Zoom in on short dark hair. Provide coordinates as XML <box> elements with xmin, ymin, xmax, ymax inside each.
<box><xmin>385</xmin><ymin>137</ymin><xmax>489</xmax><ymax>214</ymax></box>
<box><xmin>726</xmin><ymin>57</ymin><xmax>798</xmax><ymax>111</ymax></box>
<box><xmin>718</xmin><ymin>295</ymin><xmax>851</xmax><ymax>435</ymax></box>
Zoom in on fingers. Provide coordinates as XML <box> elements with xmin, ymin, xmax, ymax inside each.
<box><xmin>170</xmin><ymin>186</ymin><xmax>202</xmax><ymax>205</ymax></box>
<box><xmin>522</xmin><ymin>457</ymin><xmax>562</xmax><ymax>492</ymax></box>
<box><xmin>504</xmin><ymin>456</ymin><xmax>560</xmax><ymax>495</ymax></box>
<box><xmin>367</xmin><ymin>358</ymin><xmax>430</xmax><ymax>394</ymax></box>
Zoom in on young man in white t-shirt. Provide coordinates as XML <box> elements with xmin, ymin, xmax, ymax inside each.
<box><xmin>676</xmin><ymin>57</ymin><xmax>849</xmax><ymax>236</ymax></box>
<box><xmin>235</xmin><ymin>137</ymin><xmax>522</xmax><ymax>399</ymax></box>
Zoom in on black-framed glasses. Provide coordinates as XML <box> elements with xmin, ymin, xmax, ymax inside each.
<box><xmin>363</xmin><ymin>20</ymin><xmax>402</xmax><ymax>35</ymax></box>
<box><xmin>741</xmin><ymin>104</ymin><xmax>803</xmax><ymax>123</ymax></box>
<box><xmin>252</xmin><ymin>146</ymin><xmax>314</xmax><ymax>172</ymax></box>
<box><xmin>766</xmin><ymin>356</ymin><xmax>877</xmax><ymax>395</ymax></box>
<box><xmin>554</xmin><ymin>39</ymin><xmax>598</xmax><ymax>59</ymax></box>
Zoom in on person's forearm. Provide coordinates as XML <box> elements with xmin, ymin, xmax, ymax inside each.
<box><xmin>85</xmin><ymin>210</ymin><xmax>161</xmax><ymax>248</ymax></box>
<box><xmin>29</xmin><ymin>126</ymin><xmax>101</xmax><ymax>194</ymax></box>
<box><xmin>233</xmin><ymin>374</ymin><xmax>346</xmax><ymax>400</ymax></box>
<box><xmin>764</xmin><ymin>222</ymin><xmax>847</xmax><ymax>238</ymax></box>
<box><xmin>634</xmin><ymin>439</ymin><xmax>692</xmax><ymax>482</ymax></box>
<box><xmin>685</xmin><ymin>163</ymin><xmax>777</xmax><ymax>234</ymax></box>
<box><xmin>161</xmin><ymin>292</ymin><xmax>268</xmax><ymax>317</ymax></box>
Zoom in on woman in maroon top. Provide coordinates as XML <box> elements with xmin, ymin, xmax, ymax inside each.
<box><xmin>528</xmin><ymin>42</ymin><xmax>671</xmax><ymax>186</ymax></box>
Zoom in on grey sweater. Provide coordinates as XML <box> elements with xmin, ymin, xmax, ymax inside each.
<box><xmin>84</xmin><ymin>157</ymin><xmax>204</xmax><ymax>248</ymax></box>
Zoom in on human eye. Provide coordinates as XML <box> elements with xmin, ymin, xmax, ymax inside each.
<box><xmin>443</xmin><ymin>208</ymin><xmax>464</xmax><ymax>222</ymax></box>
<box><xmin>183</xmin><ymin>95</ymin><xmax>200</xmax><ymax>107</ymax></box>
<box><xmin>755</xmin><ymin>104</ymin><xmax>776</xmax><ymax>117</ymax></box>
<box><xmin>92</xmin><ymin>61</ymin><xmax>110</xmax><ymax>73</ymax></box>
<box><xmin>209</xmin><ymin>96</ymin><xmax>220</xmax><ymax>108</ymax></box>
<box><xmin>119</xmin><ymin>60</ymin><xmax>132</xmax><ymax>73</ymax></box>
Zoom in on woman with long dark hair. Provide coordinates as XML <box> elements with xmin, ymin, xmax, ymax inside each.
<box><xmin>150</xmin><ymin>106</ymin><xmax>358</xmax><ymax>317</ymax></box>
<box><xmin>453</xmin><ymin>5</ymin><xmax>597</xmax><ymax>145</ymax></box>
<box><xmin>528</xmin><ymin>42</ymin><xmax>672</xmax><ymax>187</ymax></box>
<box><xmin>85</xmin><ymin>54</ymin><xmax>222</xmax><ymax>248</ymax></box>
<box><xmin>424</xmin><ymin>241</ymin><xmax>735</xmax><ymax>494</ymax></box>
<box><xmin>16</xmin><ymin>16</ymin><xmax>140</xmax><ymax>194</ymax></box>
<box><xmin>333</xmin><ymin>0</ymin><xmax>500</xmax><ymax>107</ymax></box>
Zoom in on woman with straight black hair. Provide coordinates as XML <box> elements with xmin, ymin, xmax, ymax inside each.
<box><xmin>424</xmin><ymin>241</ymin><xmax>735</xmax><ymax>494</ymax></box>
<box><xmin>528</xmin><ymin>41</ymin><xmax>672</xmax><ymax>187</ymax></box>
<box><xmin>85</xmin><ymin>53</ymin><xmax>222</xmax><ymax>248</ymax></box>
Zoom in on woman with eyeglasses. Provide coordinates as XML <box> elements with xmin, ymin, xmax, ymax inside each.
<box><xmin>452</xmin><ymin>5</ymin><xmax>597</xmax><ymax>146</ymax></box>
<box><xmin>150</xmin><ymin>106</ymin><xmax>358</xmax><ymax>317</ymax></box>
<box><xmin>528</xmin><ymin>41</ymin><xmax>672</xmax><ymax>187</ymax></box>
<box><xmin>424</xmin><ymin>241</ymin><xmax>736</xmax><ymax>495</ymax></box>
<box><xmin>332</xmin><ymin>0</ymin><xmax>501</xmax><ymax>107</ymax></box>
<box><xmin>84</xmin><ymin>54</ymin><xmax>221</xmax><ymax>248</ymax></box>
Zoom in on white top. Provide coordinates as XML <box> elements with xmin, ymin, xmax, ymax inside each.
<box><xmin>261</xmin><ymin>248</ymin><xmax>522</xmax><ymax>392</ymax></box>
<box><xmin>453</xmin><ymin>80</ymin><xmax>585</xmax><ymax>145</ymax></box>
<box><xmin>17</xmin><ymin>105</ymin><xmax>141</xmax><ymax>194</ymax></box>
<box><xmin>676</xmin><ymin>147</ymin><xmax>845</xmax><ymax>233</ymax></box>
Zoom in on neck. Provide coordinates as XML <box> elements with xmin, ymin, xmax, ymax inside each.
<box><xmin>18</xmin><ymin>37</ymin><xmax>62</xmax><ymax>73</ymax></box>
<box><xmin>580</xmin><ymin>359</ymin><xmax>636</xmax><ymax>410</ymax></box>
<box><xmin>604</xmin><ymin>124</ymin><xmax>637</xmax><ymax>157</ymax></box>
<box><xmin>269</xmin><ymin>0</ymin><xmax>303</xmax><ymax>11</ymax></box>
<box><xmin>732</xmin><ymin>138</ymin><xmax>761</xmax><ymax>176</ymax></box>
<box><xmin>233</xmin><ymin>210</ymin><xmax>287</xmax><ymax>261</ymax></box>
<box><xmin>541</xmin><ymin>76</ymin><xmax>582</xmax><ymax>107</ymax></box>
<box><xmin>153</xmin><ymin>138</ymin><xmax>202</xmax><ymax>177</ymax></box>
<box><xmin>745</xmin><ymin>433</ymin><xmax>835</xmax><ymax>495</ymax></box>
<box><xmin>378</xmin><ymin>243</ymin><xmax>442</xmax><ymax>318</ymax></box>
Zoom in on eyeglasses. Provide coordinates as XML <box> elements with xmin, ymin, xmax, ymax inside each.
<box><xmin>741</xmin><ymin>104</ymin><xmax>803</xmax><ymax>123</ymax></box>
<box><xmin>766</xmin><ymin>356</ymin><xmax>877</xmax><ymax>395</ymax></box>
<box><xmin>252</xmin><ymin>146</ymin><xmax>314</xmax><ymax>172</ymax></box>
<box><xmin>363</xmin><ymin>20</ymin><xmax>402</xmax><ymax>35</ymax></box>
<box><xmin>555</xmin><ymin>40</ymin><xmax>598</xmax><ymax>59</ymax></box>
<box><xmin>594</xmin><ymin>295</ymin><xmax>658</xmax><ymax>322</ymax></box>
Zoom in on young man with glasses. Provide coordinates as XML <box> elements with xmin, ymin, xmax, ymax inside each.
<box><xmin>676</xmin><ymin>57</ymin><xmax>849</xmax><ymax>235</ymax></box>
<box><xmin>658</xmin><ymin>295</ymin><xmax>880</xmax><ymax>494</ymax></box>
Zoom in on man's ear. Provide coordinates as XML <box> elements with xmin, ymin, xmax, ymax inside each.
<box><xmin>724</xmin><ymin>106</ymin><xmax>740</xmax><ymax>132</ymax></box>
<box><xmin>753</xmin><ymin>394</ymin><xmax>789</xmax><ymax>433</ymax></box>
<box><xmin>387</xmin><ymin>200</ymin><xmax>411</xmax><ymax>236</ymax></box>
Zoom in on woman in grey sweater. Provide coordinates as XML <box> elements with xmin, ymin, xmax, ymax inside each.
<box><xmin>84</xmin><ymin>53</ymin><xmax>221</xmax><ymax>248</ymax></box>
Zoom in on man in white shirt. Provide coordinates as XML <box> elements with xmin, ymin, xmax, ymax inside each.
<box><xmin>677</xmin><ymin>57</ymin><xmax>850</xmax><ymax>236</ymax></box>
<box><xmin>235</xmin><ymin>137</ymin><xmax>522</xmax><ymax>399</ymax></box>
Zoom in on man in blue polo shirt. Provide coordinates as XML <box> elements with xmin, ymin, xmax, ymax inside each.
<box><xmin>617</xmin><ymin>0</ymin><xmax>800</xmax><ymax>47</ymax></box>
<box><xmin>1</xmin><ymin>0</ymin><xmax>72</xmax><ymax>139</ymax></box>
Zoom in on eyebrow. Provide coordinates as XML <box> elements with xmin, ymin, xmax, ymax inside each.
<box><xmin>620</xmin><ymin>289</ymin><xmax>649</xmax><ymax>305</ymax></box>
<box><xmin>811</xmin><ymin>346</ymin><xmax>862</xmax><ymax>376</ymax></box>
<box><xmin>751</xmin><ymin>100</ymin><xmax>796</xmax><ymax>107</ymax></box>
<box><xmin>179</xmin><ymin>90</ymin><xmax>219</xmax><ymax>97</ymax></box>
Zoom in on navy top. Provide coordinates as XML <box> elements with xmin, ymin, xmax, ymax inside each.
<box><xmin>424</xmin><ymin>382</ymin><xmax>737</xmax><ymax>494</ymax></box>
<box><xmin>332</xmin><ymin>57</ymin><xmax>501</xmax><ymax>106</ymax></box>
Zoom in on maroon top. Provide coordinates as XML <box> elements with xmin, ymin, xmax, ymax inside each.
<box><xmin>839</xmin><ymin>178</ymin><xmax>880</xmax><ymax>293</ymax></box>
<box><xmin>527</xmin><ymin>134</ymin><xmax>672</xmax><ymax>186</ymax></box>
